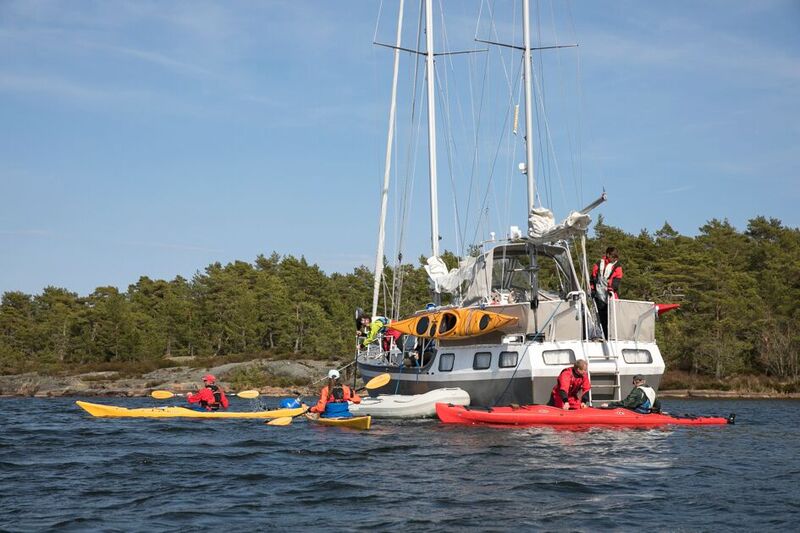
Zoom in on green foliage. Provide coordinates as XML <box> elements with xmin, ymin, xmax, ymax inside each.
<box><xmin>1</xmin><ymin>217</ymin><xmax>799</xmax><ymax>385</ymax></box>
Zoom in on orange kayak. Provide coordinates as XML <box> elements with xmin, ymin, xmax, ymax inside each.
<box><xmin>390</xmin><ymin>308</ymin><xmax>517</xmax><ymax>339</ymax></box>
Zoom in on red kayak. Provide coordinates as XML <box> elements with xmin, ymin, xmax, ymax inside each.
<box><xmin>436</xmin><ymin>403</ymin><xmax>734</xmax><ymax>427</ymax></box>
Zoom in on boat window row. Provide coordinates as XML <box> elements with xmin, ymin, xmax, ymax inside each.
<box><xmin>539</xmin><ymin>348</ymin><xmax>653</xmax><ymax>365</ymax></box>
<box><xmin>436</xmin><ymin>348</ymin><xmax>653</xmax><ymax>371</ymax></box>
<box><xmin>437</xmin><ymin>351</ymin><xmax>520</xmax><ymax>372</ymax></box>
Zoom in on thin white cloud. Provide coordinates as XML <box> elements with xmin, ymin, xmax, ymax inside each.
<box><xmin>100</xmin><ymin>45</ymin><xmax>214</xmax><ymax>78</ymax></box>
<box><xmin>0</xmin><ymin>72</ymin><xmax>149</xmax><ymax>103</ymax></box>
<box><xmin>0</xmin><ymin>229</ymin><xmax>51</xmax><ymax>236</ymax></box>
<box><xmin>658</xmin><ymin>185</ymin><xmax>696</xmax><ymax>195</ymax></box>
<box><xmin>581</xmin><ymin>20</ymin><xmax>800</xmax><ymax>86</ymax></box>
<box><xmin>124</xmin><ymin>241</ymin><xmax>224</xmax><ymax>254</ymax></box>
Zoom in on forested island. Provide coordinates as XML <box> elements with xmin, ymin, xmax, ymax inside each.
<box><xmin>1</xmin><ymin>216</ymin><xmax>798</xmax><ymax>396</ymax></box>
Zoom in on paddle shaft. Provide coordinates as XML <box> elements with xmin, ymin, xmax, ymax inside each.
<box><xmin>151</xmin><ymin>389</ymin><xmax>259</xmax><ymax>400</ymax></box>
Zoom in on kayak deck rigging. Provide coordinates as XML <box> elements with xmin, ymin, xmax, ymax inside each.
<box><xmin>436</xmin><ymin>403</ymin><xmax>734</xmax><ymax>427</ymax></box>
<box><xmin>76</xmin><ymin>400</ymin><xmax>308</xmax><ymax>419</ymax></box>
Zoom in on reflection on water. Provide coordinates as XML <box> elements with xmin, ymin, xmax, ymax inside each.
<box><xmin>0</xmin><ymin>397</ymin><xmax>798</xmax><ymax>530</ymax></box>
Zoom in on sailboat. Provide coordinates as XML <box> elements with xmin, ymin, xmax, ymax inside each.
<box><xmin>357</xmin><ymin>0</ymin><xmax>666</xmax><ymax>407</ymax></box>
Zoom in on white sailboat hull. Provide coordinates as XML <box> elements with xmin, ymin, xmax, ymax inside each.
<box><xmin>349</xmin><ymin>388</ymin><xmax>470</xmax><ymax>418</ymax></box>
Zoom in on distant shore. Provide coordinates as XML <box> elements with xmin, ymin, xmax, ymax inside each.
<box><xmin>658</xmin><ymin>389</ymin><xmax>800</xmax><ymax>400</ymax></box>
<box><xmin>0</xmin><ymin>359</ymin><xmax>330</xmax><ymax>399</ymax></box>
<box><xmin>1</xmin><ymin>363</ymin><xmax>798</xmax><ymax>399</ymax></box>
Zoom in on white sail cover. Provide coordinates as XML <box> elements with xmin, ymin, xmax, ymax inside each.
<box><xmin>528</xmin><ymin>208</ymin><xmax>591</xmax><ymax>243</ymax></box>
<box><xmin>425</xmin><ymin>253</ymin><xmax>493</xmax><ymax>304</ymax></box>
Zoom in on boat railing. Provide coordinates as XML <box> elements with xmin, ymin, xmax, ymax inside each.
<box><xmin>356</xmin><ymin>333</ymin><xmax>404</xmax><ymax>366</ymax></box>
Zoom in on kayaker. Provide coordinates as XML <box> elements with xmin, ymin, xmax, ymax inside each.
<box><xmin>600</xmin><ymin>375</ymin><xmax>661</xmax><ymax>413</ymax></box>
<box><xmin>187</xmin><ymin>374</ymin><xmax>229</xmax><ymax>411</ymax></box>
<box><xmin>590</xmin><ymin>246</ymin><xmax>623</xmax><ymax>339</ymax></box>
<box><xmin>309</xmin><ymin>369</ymin><xmax>361</xmax><ymax>418</ymax></box>
<box><xmin>548</xmin><ymin>360</ymin><xmax>591</xmax><ymax>410</ymax></box>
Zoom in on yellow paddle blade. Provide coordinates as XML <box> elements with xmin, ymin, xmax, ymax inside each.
<box><xmin>266</xmin><ymin>416</ymin><xmax>293</xmax><ymax>426</ymax></box>
<box><xmin>150</xmin><ymin>390</ymin><xmax>174</xmax><ymax>400</ymax></box>
<box><xmin>235</xmin><ymin>390</ymin><xmax>260</xmax><ymax>399</ymax></box>
<box><xmin>365</xmin><ymin>373</ymin><xmax>391</xmax><ymax>390</ymax></box>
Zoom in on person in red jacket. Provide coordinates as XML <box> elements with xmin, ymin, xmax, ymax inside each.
<box><xmin>187</xmin><ymin>374</ymin><xmax>229</xmax><ymax>411</ymax></box>
<box><xmin>548</xmin><ymin>360</ymin><xmax>591</xmax><ymax>410</ymax></box>
<box><xmin>590</xmin><ymin>246</ymin><xmax>623</xmax><ymax>339</ymax></box>
<box><xmin>309</xmin><ymin>369</ymin><xmax>361</xmax><ymax>418</ymax></box>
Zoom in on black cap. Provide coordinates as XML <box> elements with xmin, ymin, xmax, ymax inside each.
<box><xmin>633</xmin><ymin>375</ymin><xmax>645</xmax><ymax>382</ymax></box>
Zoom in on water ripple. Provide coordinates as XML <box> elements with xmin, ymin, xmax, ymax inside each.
<box><xmin>1</xmin><ymin>397</ymin><xmax>798</xmax><ymax>530</ymax></box>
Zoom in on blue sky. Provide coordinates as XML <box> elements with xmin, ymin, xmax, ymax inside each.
<box><xmin>1</xmin><ymin>0</ymin><xmax>798</xmax><ymax>296</ymax></box>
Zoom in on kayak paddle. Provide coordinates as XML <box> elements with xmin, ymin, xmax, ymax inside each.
<box><xmin>358</xmin><ymin>373</ymin><xmax>391</xmax><ymax>391</ymax></box>
<box><xmin>150</xmin><ymin>389</ymin><xmax>260</xmax><ymax>400</ymax></box>
<box><xmin>265</xmin><ymin>416</ymin><xmax>294</xmax><ymax>426</ymax></box>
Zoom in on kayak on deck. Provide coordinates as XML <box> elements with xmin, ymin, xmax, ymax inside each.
<box><xmin>305</xmin><ymin>413</ymin><xmax>371</xmax><ymax>430</ymax></box>
<box><xmin>349</xmin><ymin>388</ymin><xmax>470</xmax><ymax>419</ymax></box>
<box><xmin>76</xmin><ymin>400</ymin><xmax>308</xmax><ymax>419</ymax></box>
<box><xmin>435</xmin><ymin>403</ymin><xmax>735</xmax><ymax>427</ymax></box>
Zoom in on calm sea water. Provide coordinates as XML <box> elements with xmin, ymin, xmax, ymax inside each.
<box><xmin>1</xmin><ymin>397</ymin><xmax>798</xmax><ymax>531</ymax></box>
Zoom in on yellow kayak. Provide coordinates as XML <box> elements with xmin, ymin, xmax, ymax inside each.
<box><xmin>76</xmin><ymin>400</ymin><xmax>308</xmax><ymax>419</ymax></box>
<box><xmin>389</xmin><ymin>307</ymin><xmax>518</xmax><ymax>339</ymax></box>
<box><xmin>305</xmin><ymin>413</ymin><xmax>372</xmax><ymax>430</ymax></box>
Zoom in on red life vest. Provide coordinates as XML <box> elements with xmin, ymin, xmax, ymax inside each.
<box><xmin>310</xmin><ymin>384</ymin><xmax>362</xmax><ymax>413</ymax></box>
<box><xmin>550</xmin><ymin>367</ymin><xmax>591</xmax><ymax>409</ymax></box>
<box><xmin>591</xmin><ymin>256</ymin><xmax>623</xmax><ymax>302</ymax></box>
<box><xmin>187</xmin><ymin>384</ymin><xmax>229</xmax><ymax>410</ymax></box>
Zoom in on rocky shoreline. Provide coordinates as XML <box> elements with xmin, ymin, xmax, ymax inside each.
<box><xmin>0</xmin><ymin>359</ymin><xmax>337</xmax><ymax>398</ymax></box>
<box><xmin>1</xmin><ymin>361</ymin><xmax>798</xmax><ymax>400</ymax></box>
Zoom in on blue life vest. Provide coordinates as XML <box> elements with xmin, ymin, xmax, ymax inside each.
<box><xmin>322</xmin><ymin>401</ymin><xmax>352</xmax><ymax>418</ymax></box>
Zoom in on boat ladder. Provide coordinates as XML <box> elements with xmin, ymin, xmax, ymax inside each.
<box><xmin>586</xmin><ymin>355</ymin><xmax>622</xmax><ymax>404</ymax></box>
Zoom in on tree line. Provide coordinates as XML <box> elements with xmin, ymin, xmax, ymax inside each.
<box><xmin>1</xmin><ymin>216</ymin><xmax>797</xmax><ymax>381</ymax></box>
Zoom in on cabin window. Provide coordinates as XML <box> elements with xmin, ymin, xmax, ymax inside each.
<box><xmin>499</xmin><ymin>351</ymin><xmax>518</xmax><ymax>368</ymax></box>
<box><xmin>491</xmin><ymin>249</ymin><xmax>571</xmax><ymax>301</ymax></box>
<box><xmin>473</xmin><ymin>352</ymin><xmax>492</xmax><ymax>370</ymax></box>
<box><xmin>542</xmin><ymin>349</ymin><xmax>575</xmax><ymax>365</ymax></box>
<box><xmin>622</xmin><ymin>349</ymin><xmax>652</xmax><ymax>364</ymax></box>
<box><xmin>438</xmin><ymin>353</ymin><xmax>455</xmax><ymax>372</ymax></box>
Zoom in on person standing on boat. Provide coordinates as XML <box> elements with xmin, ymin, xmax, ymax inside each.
<box><xmin>590</xmin><ymin>247</ymin><xmax>623</xmax><ymax>339</ymax></box>
<box><xmin>309</xmin><ymin>369</ymin><xmax>362</xmax><ymax>418</ymax></box>
<box><xmin>548</xmin><ymin>360</ymin><xmax>591</xmax><ymax>410</ymax></box>
<box><xmin>187</xmin><ymin>374</ymin><xmax>229</xmax><ymax>411</ymax></box>
<box><xmin>361</xmin><ymin>316</ymin><xmax>401</xmax><ymax>352</ymax></box>
<box><xmin>600</xmin><ymin>375</ymin><xmax>661</xmax><ymax>413</ymax></box>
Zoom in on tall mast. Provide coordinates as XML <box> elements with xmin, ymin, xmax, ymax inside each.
<box><xmin>522</xmin><ymin>0</ymin><xmax>536</xmax><ymax>224</ymax></box>
<box><xmin>425</xmin><ymin>0</ymin><xmax>440</xmax><ymax>257</ymax></box>
<box><xmin>523</xmin><ymin>0</ymin><xmax>539</xmax><ymax>328</ymax></box>
<box><xmin>371</xmin><ymin>0</ymin><xmax>405</xmax><ymax>319</ymax></box>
